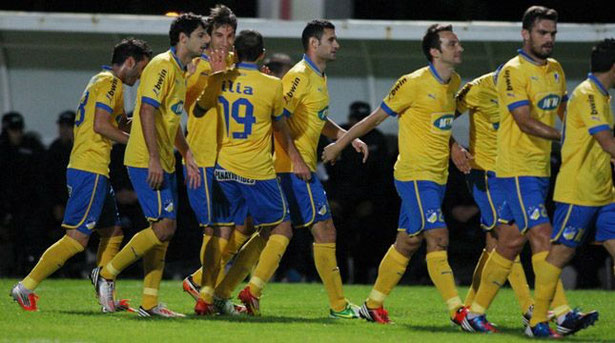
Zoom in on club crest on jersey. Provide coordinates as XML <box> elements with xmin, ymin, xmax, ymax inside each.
<box><xmin>171</xmin><ymin>100</ymin><xmax>184</xmax><ymax>115</ymax></box>
<box><xmin>318</xmin><ymin>106</ymin><xmax>329</xmax><ymax>121</ymax></box>
<box><xmin>432</xmin><ymin>114</ymin><xmax>454</xmax><ymax>131</ymax></box>
<box><xmin>537</xmin><ymin>94</ymin><xmax>560</xmax><ymax>111</ymax></box>
<box><xmin>492</xmin><ymin>122</ymin><xmax>500</xmax><ymax>130</ymax></box>
<box><xmin>554</xmin><ymin>73</ymin><xmax>560</xmax><ymax>83</ymax></box>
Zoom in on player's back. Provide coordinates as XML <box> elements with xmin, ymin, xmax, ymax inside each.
<box><xmin>214</xmin><ymin>62</ymin><xmax>285</xmax><ymax>180</ymax></box>
<box><xmin>456</xmin><ymin>71</ymin><xmax>499</xmax><ymax>172</ymax></box>
<box><xmin>68</xmin><ymin>67</ymin><xmax>124</xmax><ymax>177</ymax></box>
<box><xmin>495</xmin><ymin>51</ymin><xmax>567</xmax><ymax>178</ymax></box>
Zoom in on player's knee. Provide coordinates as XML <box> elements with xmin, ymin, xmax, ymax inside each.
<box><xmin>311</xmin><ymin>220</ymin><xmax>336</xmax><ymax>243</ymax></box>
<box><xmin>153</xmin><ymin>220</ymin><xmax>176</xmax><ymax>242</ymax></box>
<box><xmin>394</xmin><ymin>232</ymin><xmax>421</xmax><ymax>257</ymax></box>
<box><xmin>65</xmin><ymin>230</ymin><xmax>89</xmax><ymax>248</ymax></box>
<box><xmin>272</xmin><ymin>220</ymin><xmax>293</xmax><ymax>239</ymax></box>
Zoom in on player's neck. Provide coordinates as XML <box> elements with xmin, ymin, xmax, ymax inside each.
<box><xmin>521</xmin><ymin>47</ymin><xmax>547</xmax><ymax>65</ymax></box>
<box><xmin>431</xmin><ymin>61</ymin><xmax>454</xmax><ymax>83</ymax></box>
<box><xmin>305</xmin><ymin>52</ymin><xmax>326</xmax><ymax>74</ymax></box>
<box><xmin>593</xmin><ymin>72</ymin><xmax>614</xmax><ymax>91</ymax></box>
<box><xmin>110</xmin><ymin>65</ymin><xmax>121</xmax><ymax>81</ymax></box>
<box><xmin>173</xmin><ymin>45</ymin><xmax>193</xmax><ymax>69</ymax></box>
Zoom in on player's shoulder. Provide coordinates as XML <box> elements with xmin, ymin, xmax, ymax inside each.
<box><xmin>546</xmin><ymin>57</ymin><xmax>563</xmax><ymax>70</ymax></box>
<box><xmin>259</xmin><ymin>72</ymin><xmax>283</xmax><ymax>85</ymax></box>
<box><xmin>285</xmin><ymin>61</ymin><xmax>310</xmax><ymax>79</ymax></box>
<box><xmin>92</xmin><ymin>69</ymin><xmax>121</xmax><ymax>89</ymax></box>
<box><xmin>571</xmin><ymin>78</ymin><xmax>597</xmax><ymax>100</ymax></box>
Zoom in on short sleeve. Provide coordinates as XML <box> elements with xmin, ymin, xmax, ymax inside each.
<box><xmin>139</xmin><ymin>60</ymin><xmax>171</xmax><ymax>109</ymax></box>
<box><xmin>272</xmin><ymin>81</ymin><xmax>285</xmax><ymax>121</ymax></box>
<box><xmin>497</xmin><ymin>65</ymin><xmax>529</xmax><ymax>112</ymax></box>
<box><xmin>577</xmin><ymin>91</ymin><xmax>611</xmax><ymax>135</ymax></box>
<box><xmin>281</xmin><ymin>70</ymin><xmax>309</xmax><ymax>117</ymax></box>
<box><xmin>94</xmin><ymin>77</ymin><xmax>120</xmax><ymax>114</ymax></box>
<box><xmin>455</xmin><ymin>81</ymin><xmax>477</xmax><ymax>114</ymax></box>
<box><xmin>381</xmin><ymin>75</ymin><xmax>414</xmax><ymax>117</ymax></box>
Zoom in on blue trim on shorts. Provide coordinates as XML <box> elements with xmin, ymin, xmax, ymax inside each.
<box><xmin>395</xmin><ymin>179</ymin><xmax>446</xmax><ymax>235</ymax></box>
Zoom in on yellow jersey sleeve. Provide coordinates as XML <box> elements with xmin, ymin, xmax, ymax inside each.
<box><xmin>282</xmin><ymin>69</ymin><xmax>309</xmax><ymax>117</ymax></box>
<box><xmin>499</xmin><ymin>65</ymin><xmax>529</xmax><ymax>112</ymax></box>
<box><xmin>381</xmin><ymin>75</ymin><xmax>414</xmax><ymax>116</ymax></box>
<box><xmin>139</xmin><ymin>60</ymin><xmax>170</xmax><ymax>109</ymax></box>
<box><xmin>272</xmin><ymin>81</ymin><xmax>285</xmax><ymax>120</ymax></box>
<box><xmin>93</xmin><ymin>75</ymin><xmax>122</xmax><ymax>115</ymax></box>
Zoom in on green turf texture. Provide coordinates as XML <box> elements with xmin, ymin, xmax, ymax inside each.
<box><xmin>1</xmin><ymin>279</ymin><xmax>612</xmax><ymax>342</ymax></box>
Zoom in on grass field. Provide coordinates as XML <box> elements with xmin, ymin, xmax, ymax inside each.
<box><xmin>1</xmin><ymin>279</ymin><xmax>613</xmax><ymax>342</ymax></box>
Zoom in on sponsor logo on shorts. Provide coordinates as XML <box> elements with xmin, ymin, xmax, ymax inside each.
<box><xmin>318</xmin><ymin>204</ymin><xmax>327</xmax><ymax>216</ymax></box>
<box><xmin>165</xmin><ymin>202</ymin><xmax>174</xmax><ymax>213</ymax></box>
<box><xmin>528</xmin><ymin>204</ymin><xmax>547</xmax><ymax>221</ymax></box>
<box><xmin>562</xmin><ymin>226</ymin><xmax>578</xmax><ymax>241</ymax></box>
<box><xmin>214</xmin><ymin>169</ymin><xmax>256</xmax><ymax>185</ymax></box>
<box><xmin>426</xmin><ymin>210</ymin><xmax>439</xmax><ymax>224</ymax></box>
<box><xmin>86</xmin><ymin>220</ymin><xmax>97</xmax><ymax>230</ymax></box>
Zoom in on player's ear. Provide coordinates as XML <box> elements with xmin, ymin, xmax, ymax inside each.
<box><xmin>521</xmin><ymin>29</ymin><xmax>530</xmax><ymax>42</ymax></box>
<box><xmin>257</xmin><ymin>49</ymin><xmax>265</xmax><ymax>62</ymax></box>
<box><xmin>125</xmin><ymin>56</ymin><xmax>136</xmax><ymax>69</ymax></box>
<box><xmin>309</xmin><ymin>36</ymin><xmax>319</xmax><ymax>50</ymax></box>
<box><xmin>179</xmin><ymin>31</ymin><xmax>188</xmax><ymax>45</ymax></box>
<box><xmin>430</xmin><ymin>47</ymin><xmax>440</xmax><ymax>61</ymax></box>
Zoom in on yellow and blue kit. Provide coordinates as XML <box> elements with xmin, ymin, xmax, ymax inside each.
<box><xmin>494</xmin><ymin>49</ymin><xmax>567</xmax><ymax>232</ymax></box>
<box><xmin>197</xmin><ymin>62</ymin><xmax>289</xmax><ymax>227</ymax></box>
<box><xmin>380</xmin><ymin>63</ymin><xmax>460</xmax><ymax>235</ymax></box>
<box><xmin>275</xmin><ymin>54</ymin><xmax>332</xmax><ymax>228</ymax></box>
<box><xmin>184</xmin><ymin>51</ymin><xmax>235</xmax><ymax>227</ymax></box>
<box><xmin>456</xmin><ymin>69</ymin><xmax>504</xmax><ymax>231</ymax></box>
<box><xmin>552</xmin><ymin>74</ymin><xmax>615</xmax><ymax>247</ymax></box>
<box><xmin>125</xmin><ymin>48</ymin><xmax>186</xmax><ymax>221</ymax></box>
<box><xmin>62</xmin><ymin>66</ymin><xmax>122</xmax><ymax>234</ymax></box>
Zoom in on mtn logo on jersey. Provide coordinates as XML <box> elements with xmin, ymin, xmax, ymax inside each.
<box><xmin>432</xmin><ymin>114</ymin><xmax>454</xmax><ymax>131</ymax></box>
<box><xmin>537</xmin><ymin>94</ymin><xmax>561</xmax><ymax>111</ymax></box>
<box><xmin>318</xmin><ymin>106</ymin><xmax>329</xmax><ymax>121</ymax></box>
<box><xmin>171</xmin><ymin>100</ymin><xmax>184</xmax><ymax>115</ymax></box>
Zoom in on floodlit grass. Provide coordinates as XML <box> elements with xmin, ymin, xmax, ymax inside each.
<box><xmin>1</xmin><ymin>279</ymin><xmax>612</xmax><ymax>342</ymax></box>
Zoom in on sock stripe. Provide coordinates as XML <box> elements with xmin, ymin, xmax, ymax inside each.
<box><xmin>143</xmin><ymin>287</ymin><xmax>158</xmax><ymax>296</ymax></box>
<box><xmin>105</xmin><ymin>263</ymin><xmax>120</xmax><ymax>277</ymax></box>
<box><xmin>368</xmin><ymin>289</ymin><xmax>387</xmax><ymax>303</ymax></box>
<box><xmin>250</xmin><ymin>276</ymin><xmax>265</xmax><ymax>289</ymax></box>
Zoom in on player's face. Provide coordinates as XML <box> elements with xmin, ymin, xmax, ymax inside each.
<box><xmin>315</xmin><ymin>28</ymin><xmax>340</xmax><ymax>62</ymax></box>
<box><xmin>436</xmin><ymin>31</ymin><xmax>463</xmax><ymax>66</ymax></box>
<box><xmin>210</xmin><ymin>24</ymin><xmax>235</xmax><ymax>52</ymax></box>
<box><xmin>124</xmin><ymin>57</ymin><xmax>150</xmax><ymax>86</ymax></box>
<box><xmin>186</xmin><ymin>25</ymin><xmax>209</xmax><ymax>58</ymax></box>
<box><xmin>525</xmin><ymin>19</ymin><xmax>557</xmax><ymax>59</ymax></box>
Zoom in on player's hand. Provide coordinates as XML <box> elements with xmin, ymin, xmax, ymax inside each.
<box><xmin>351</xmin><ymin>138</ymin><xmax>369</xmax><ymax>163</ymax></box>
<box><xmin>322</xmin><ymin>142</ymin><xmax>343</xmax><ymax>165</ymax></box>
<box><xmin>147</xmin><ymin>158</ymin><xmax>164</xmax><ymax>190</ymax></box>
<box><xmin>184</xmin><ymin>150</ymin><xmax>201</xmax><ymax>189</ymax></box>
<box><xmin>451</xmin><ymin>142</ymin><xmax>473</xmax><ymax>174</ymax></box>
<box><xmin>187</xmin><ymin>60</ymin><xmax>198</xmax><ymax>76</ymax></box>
<box><xmin>260</xmin><ymin>65</ymin><xmax>272</xmax><ymax>75</ymax></box>
<box><xmin>292</xmin><ymin>158</ymin><xmax>312</xmax><ymax>181</ymax></box>
<box><xmin>209</xmin><ymin>48</ymin><xmax>226</xmax><ymax>74</ymax></box>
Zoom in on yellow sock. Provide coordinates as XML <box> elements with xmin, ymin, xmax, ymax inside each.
<box><xmin>465</xmin><ymin>248</ymin><xmax>490</xmax><ymax>307</ymax></box>
<box><xmin>216</xmin><ymin>230</ymin><xmax>250</xmax><ymax>285</ymax></box>
<box><xmin>215</xmin><ymin>233</ymin><xmax>265</xmax><ymax>299</ymax></box>
<box><xmin>141</xmin><ymin>241</ymin><xmax>169</xmax><ymax>310</ymax></box>
<box><xmin>313</xmin><ymin>243</ymin><xmax>346</xmax><ymax>311</ymax></box>
<box><xmin>248</xmin><ymin>234</ymin><xmax>289</xmax><ymax>298</ymax></box>
<box><xmin>508</xmin><ymin>255</ymin><xmax>533</xmax><ymax>314</ymax></box>
<box><xmin>426</xmin><ymin>250</ymin><xmax>462</xmax><ymax>317</ymax></box>
<box><xmin>471</xmin><ymin>250</ymin><xmax>513</xmax><ymax>315</ymax></box>
<box><xmin>530</xmin><ymin>254</ymin><xmax>562</xmax><ymax>326</ymax></box>
<box><xmin>199</xmin><ymin>236</ymin><xmax>228</xmax><ymax>303</ymax></box>
<box><xmin>366</xmin><ymin>245</ymin><xmax>409</xmax><ymax>309</ymax></box>
<box><xmin>97</xmin><ymin>235</ymin><xmax>123</xmax><ymax>267</ymax></box>
<box><xmin>101</xmin><ymin>227</ymin><xmax>161</xmax><ymax>280</ymax></box>
<box><xmin>22</xmin><ymin>235</ymin><xmax>84</xmax><ymax>290</ymax></box>
<box><xmin>190</xmin><ymin>234</ymin><xmax>211</xmax><ymax>287</ymax></box>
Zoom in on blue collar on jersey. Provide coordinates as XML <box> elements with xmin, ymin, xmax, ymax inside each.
<box><xmin>588</xmin><ymin>73</ymin><xmax>609</xmax><ymax>96</ymax></box>
<box><xmin>493</xmin><ymin>64</ymin><xmax>504</xmax><ymax>84</ymax></box>
<box><xmin>517</xmin><ymin>48</ymin><xmax>545</xmax><ymax>66</ymax></box>
<box><xmin>201</xmin><ymin>52</ymin><xmax>210</xmax><ymax>61</ymax></box>
<box><xmin>237</xmin><ymin>62</ymin><xmax>259</xmax><ymax>70</ymax></box>
<box><xmin>102</xmin><ymin>65</ymin><xmax>112</xmax><ymax>71</ymax></box>
<box><xmin>303</xmin><ymin>54</ymin><xmax>324</xmax><ymax>77</ymax></box>
<box><xmin>170</xmin><ymin>46</ymin><xmax>186</xmax><ymax>71</ymax></box>
<box><xmin>428</xmin><ymin>62</ymin><xmax>448</xmax><ymax>84</ymax></box>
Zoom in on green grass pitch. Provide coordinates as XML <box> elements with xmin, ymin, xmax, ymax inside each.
<box><xmin>1</xmin><ymin>279</ymin><xmax>613</xmax><ymax>342</ymax></box>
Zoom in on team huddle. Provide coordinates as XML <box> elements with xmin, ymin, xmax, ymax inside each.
<box><xmin>9</xmin><ymin>4</ymin><xmax>615</xmax><ymax>339</ymax></box>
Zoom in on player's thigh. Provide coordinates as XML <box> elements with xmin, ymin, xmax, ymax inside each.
<box><xmin>278</xmin><ymin>172</ymin><xmax>330</xmax><ymax>228</ymax></box>
<box><xmin>184</xmin><ymin>166</ymin><xmax>214</xmax><ymax>227</ymax></box>
<box><xmin>498</xmin><ymin>176</ymin><xmax>550</xmax><ymax>233</ymax></box>
<box><xmin>62</xmin><ymin>168</ymin><xmax>110</xmax><ymax>237</ymax></box>
<box><xmin>552</xmin><ymin>202</ymin><xmax>597</xmax><ymax>249</ymax></box>
<box><xmin>467</xmin><ymin>169</ymin><xmax>498</xmax><ymax>231</ymax></box>
<box><xmin>394</xmin><ymin>179</ymin><xmax>446</xmax><ymax>236</ymax></box>
<box><xmin>212</xmin><ymin>169</ymin><xmax>247</xmax><ymax>227</ymax></box>
<box><xmin>127</xmin><ymin>167</ymin><xmax>177</xmax><ymax>222</ymax></box>
<box><xmin>594</xmin><ymin>203</ymin><xmax>615</xmax><ymax>253</ymax></box>
<box><xmin>241</xmin><ymin>177</ymin><xmax>290</xmax><ymax>229</ymax></box>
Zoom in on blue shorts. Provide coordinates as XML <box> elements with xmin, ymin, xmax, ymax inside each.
<box><xmin>395</xmin><ymin>179</ymin><xmax>446</xmax><ymax>235</ymax></box>
<box><xmin>214</xmin><ymin>165</ymin><xmax>288</xmax><ymax>227</ymax></box>
<box><xmin>552</xmin><ymin>202</ymin><xmax>615</xmax><ymax>248</ymax></box>
<box><xmin>62</xmin><ymin>168</ymin><xmax>120</xmax><ymax>235</ymax></box>
<box><xmin>127</xmin><ymin>167</ymin><xmax>177</xmax><ymax>222</ymax></box>
<box><xmin>184</xmin><ymin>166</ymin><xmax>214</xmax><ymax>227</ymax></box>
<box><xmin>278</xmin><ymin>172</ymin><xmax>331</xmax><ymax>228</ymax></box>
<box><xmin>466</xmin><ymin>170</ymin><xmax>503</xmax><ymax>231</ymax></box>
<box><xmin>495</xmin><ymin>176</ymin><xmax>550</xmax><ymax>233</ymax></box>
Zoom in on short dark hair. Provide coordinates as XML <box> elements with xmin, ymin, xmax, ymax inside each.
<box><xmin>235</xmin><ymin>30</ymin><xmax>264</xmax><ymax>62</ymax></box>
<box><xmin>169</xmin><ymin>13</ymin><xmax>206</xmax><ymax>47</ymax></box>
<box><xmin>207</xmin><ymin>5</ymin><xmax>237</xmax><ymax>35</ymax></box>
<box><xmin>422</xmin><ymin>24</ymin><xmax>453</xmax><ymax>62</ymax></box>
<box><xmin>264</xmin><ymin>53</ymin><xmax>293</xmax><ymax>75</ymax></box>
<box><xmin>522</xmin><ymin>6</ymin><xmax>558</xmax><ymax>31</ymax></box>
<box><xmin>301</xmin><ymin>20</ymin><xmax>335</xmax><ymax>51</ymax></box>
<box><xmin>111</xmin><ymin>38</ymin><xmax>152</xmax><ymax>65</ymax></box>
<box><xmin>591</xmin><ymin>39</ymin><xmax>615</xmax><ymax>73</ymax></box>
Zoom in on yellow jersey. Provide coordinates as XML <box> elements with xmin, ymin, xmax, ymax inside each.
<box><xmin>185</xmin><ymin>52</ymin><xmax>234</xmax><ymax>167</ymax></box>
<box><xmin>125</xmin><ymin>49</ymin><xmax>186</xmax><ymax>173</ymax></box>
<box><xmin>274</xmin><ymin>55</ymin><xmax>329</xmax><ymax>173</ymax></box>
<box><xmin>554</xmin><ymin>74</ymin><xmax>614</xmax><ymax>206</ymax></box>
<box><xmin>456</xmin><ymin>70</ymin><xmax>500</xmax><ymax>171</ymax></box>
<box><xmin>381</xmin><ymin>64</ymin><xmax>461</xmax><ymax>184</ymax></box>
<box><xmin>495</xmin><ymin>49</ymin><xmax>567</xmax><ymax>177</ymax></box>
<box><xmin>196</xmin><ymin>62</ymin><xmax>284</xmax><ymax>180</ymax></box>
<box><xmin>68</xmin><ymin>66</ymin><xmax>125</xmax><ymax>177</ymax></box>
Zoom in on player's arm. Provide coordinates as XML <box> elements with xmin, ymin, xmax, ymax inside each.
<box><xmin>93</xmin><ymin>108</ymin><xmax>129</xmax><ymax>144</ymax></box>
<box><xmin>273</xmin><ymin>117</ymin><xmax>311</xmax><ymax>181</ymax></box>
<box><xmin>139</xmin><ymin>103</ymin><xmax>163</xmax><ymax>189</ymax></box>
<box><xmin>322</xmin><ymin>108</ymin><xmax>388</xmax><ymax>165</ymax></box>
<box><xmin>322</xmin><ymin>119</ymin><xmax>369</xmax><ymax>163</ymax></box>
<box><xmin>118</xmin><ymin>115</ymin><xmax>132</xmax><ymax>133</ymax></box>
<box><xmin>510</xmin><ymin>105</ymin><xmax>561</xmax><ymax>141</ymax></box>
<box><xmin>193</xmin><ymin>71</ymin><xmax>226</xmax><ymax>118</ymax></box>
<box><xmin>450</xmin><ymin>82</ymin><xmax>475</xmax><ymax>174</ymax></box>
<box><xmin>592</xmin><ymin>130</ymin><xmax>615</xmax><ymax>157</ymax></box>
<box><xmin>174</xmin><ymin>126</ymin><xmax>200</xmax><ymax>189</ymax></box>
